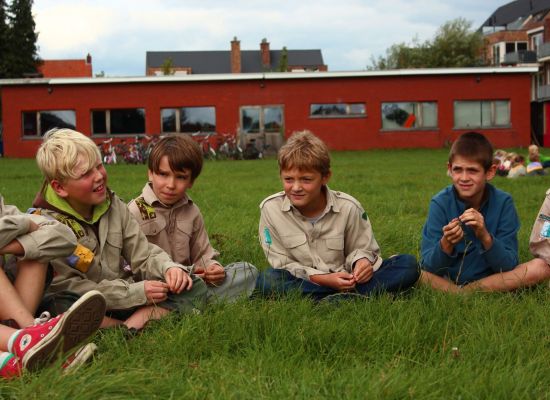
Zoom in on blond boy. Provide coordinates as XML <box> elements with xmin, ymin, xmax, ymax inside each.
<box><xmin>33</xmin><ymin>129</ymin><xmax>207</xmax><ymax>331</ymax></box>
<box><xmin>128</xmin><ymin>134</ymin><xmax>258</xmax><ymax>303</ymax></box>
<box><xmin>420</xmin><ymin>132</ymin><xmax>550</xmax><ymax>292</ymax></box>
<box><xmin>256</xmin><ymin>131</ymin><xmax>419</xmax><ymax>300</ymax></box>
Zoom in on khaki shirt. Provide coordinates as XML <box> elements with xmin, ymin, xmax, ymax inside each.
<box><xmin>259</xmin><ymin>188</ymin><xmax>382</xmax><ymax>280</ymax></box>
<box><xmin>529</xmin><ymin>189</ymin><xmax>550</xmax><ymax>264</ymax></box>
<box><xmin>39</xmin><ymin>194</ymin><xmax>188</xmax><ymax>310</ymax></box>
<box><xmin>0</xmin><ymin>194</ymin><xmax>76</xmax><ymax>263</ymax></box>
<box><xmin>128</xmin><ymin>183</ymin><xmax>220</xmax><ymax>269</ymax></box>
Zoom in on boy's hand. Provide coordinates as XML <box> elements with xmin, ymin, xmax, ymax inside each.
<box><xmin>28</xmin><ymin>220</ymin><xmax>39</xmax><ymax>233</ymax></box>
<box><xmin>165</xmin><ymin>267</ymin><xmax>193</xmax><ymax>293</ymax></box>
<box><xmin>441</xmin><ymin>218</ymin><xmax>464</xmax><ymax>254</ymax></box>
<box><xmin>459</xmin><ymin>208</ymin><xmax>493</xmax><ymax>250</ymax></box>
<box><xmin>194</xmin><ymin>264</ymin><xmax>226</xmax><ymax>287</ymax></box>
<box><xmin>144</xmin><ymin>280</ymin><xmax>169</xmax><ymax>304</ymax></box>
<box><xmin>310</xmin><ymin>272</ymin><xmax>356</xmax><ymax>291</ymax></box>
<box><xmin>353</xmin><ymin>258</ymin><xmax>374</xmax><ymax>284</ymax></box>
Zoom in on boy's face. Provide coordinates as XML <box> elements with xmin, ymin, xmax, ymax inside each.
<box><xmin>448</xmin><ymin>155</ymin><xmax>496</xmax><ymax>206</ymax></box>
<box><xmin>148</xmin><ymin>155</ymin><xmax>193</xmax><ymax>205</ymax></box>
<box><xmin>281</xmin><ymin>168</ymin><xmax>330</xmax><ymax>214</ymax></box>
<box><xmin>52</xmin><ymin>157</ymin><xmax>108</xmax><ymax>218</ymax></box>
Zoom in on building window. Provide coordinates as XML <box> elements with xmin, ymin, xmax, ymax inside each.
<box><xmin>240</xmin><ymin>106</ymin><xmax>283</xmax><ymax>134</ymax></box>
<box><xmin>454</xmin><ymin>100</ymin><xmax>510</xmax><ymax>129</ymax></box>
<box><xmin>310</xmin><ymin>103</ymin><xmax>366</xmax><ymax>118</ymax></box>
<box><xmin>22</xmin><ymin>110</ymin><xmax>76</xmax><ymax>137</ymax></box>
<box><xmin>161</xmin><ymin>107</ymin><xmax>216</xmax><ymax>133</ymax></box>
<box><xmin>91</xmin><ymin>109</ymin><xmax>145</xmax><ymax>135</ymax></box>
<box><xmin>381</xmin><ymin>102</ymin><xmax>437</xmax><ymax>130</ymax></box>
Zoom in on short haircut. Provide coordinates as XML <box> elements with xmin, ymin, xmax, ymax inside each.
<box><xmin>278</xmin><ymin>130</ymin><xmax>331</xmax><ymax>176</ymax></box>
<box><xmin>448</xmin><ymin>132</ymin><xmax>494</xmax><ymax>171</ymax></box>
<box><xmin>36</xmin><ymin>128</ymin><xmax>101</xmax><ymax>182</ymax></box>
<box><xmin>148</xmin><ymin>134</ymin><xmax>203</xmax><ymax>181</ymax></box>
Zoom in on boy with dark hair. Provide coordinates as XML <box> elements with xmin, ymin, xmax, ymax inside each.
<box><xmin>256</xmin><ymin>131</ymin><xmax>419</xmax><ymax>300</ymax></box>
<box><xmin>128</xmin><ymin>134</ymin><xmax>257</xmax><ymax>303</ymax></box>
<box><xmin>33</xmin><ymin>129</ymin><xmax>207</xmax><ymax>331</ymax></box>
<box><xmin>421</xmin><ymin>132</ymin><xmax>550</xmax><ymax>292</ymax></box>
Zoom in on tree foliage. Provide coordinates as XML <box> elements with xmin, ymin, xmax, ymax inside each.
<box><xmin>2</xmin><ymin>0</ymin><xmax>39</xmax><ymax>78</ymax></box>
<box><xmin>277</xmin><ymin>46</ymin><xmax>289</xmax><ymax>72</ymax></box>
<box><xmin>161</xmin><ymin>57</ymin><xmax>175</xmax><ymax>75</ymax></box>
<box><xmin>369</xmin><ymin>18</ymin><xmax>486</xmax><ymax>70</ymax></box>
<box><xmin>0</xmin><ymin>0</ymin><xmax>8</xmax><ymax>78</ymax></box>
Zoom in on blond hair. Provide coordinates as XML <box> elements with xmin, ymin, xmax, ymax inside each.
<box><xmin>278</xmin><ymin>130</ymin><xmax>330</xmax><ymax>176</ymax></box>
<box><xmin>36</xmin><ymin>128</ymin><xmax>101</xmax><ymax>182</ymax></box>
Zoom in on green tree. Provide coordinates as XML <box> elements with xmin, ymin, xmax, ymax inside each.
<box><xmin>369</xmin><ymin>18</ymin><xmax>485</xmax><ymax>70</ymax></box>
<box><xmin>277</xmin><ymin>47</ymin><xmax>288</xmax><ymax>72</ymax></box>
<box><xmin>161</xmin><ymin>57</ymin><xmax>175</xmax><ymax>75</ymax></box>
<box><xmin>0</xmin><ymin>0</ymin><xmax>8</xmax><ymax>78</ymax></box>
<box><xmin>6</xmin><ymin>0</ymin><xmax>39</xmax><ymax>78</ymax></box>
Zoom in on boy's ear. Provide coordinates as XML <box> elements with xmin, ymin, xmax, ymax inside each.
<box><xmin>147</xmin><ymin>169</ymin><xmax>154</xmax><ymax>182</ymax></box>
<box><xmin>485</xmin><ymin>163</ymin><xmax>497</xmax><ymax>181</ymax></box>
<box><xmin>321</xmin><ymin>170</ymin><xmax>332</xmax><ymax>185</ymax></box>
<box><xmin>50</xmin><ymin>180</ymin><xmax>69</xmax><ymax>198</ymax></box>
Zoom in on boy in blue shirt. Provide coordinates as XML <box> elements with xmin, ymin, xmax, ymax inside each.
<box><xmin>421</xmin><ymin>132</ymin><xmax>550</xmax><ymax>292</ymax></box>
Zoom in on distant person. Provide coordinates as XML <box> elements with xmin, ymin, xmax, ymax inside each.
<box><xmin>128</xmin><ymin>134</ymin><xmax>258</xmax><ymax>303</ymax></box>
<box><xmin>33</xmin><ymin>129</ymin><xmax>207</xmax><ymax>333</ymax></box>
<box><xmin>507</xmin><ymin>154</ymin><xmax>526</xmax><ymax>179</ymax></box>
<box><xmin>0</xmin><ymin>194</ymin><xmax>105</xmax><ymax>378</ymax></box>
<box><xmin>256</xmin><ymin>131</ymin><xmax>419</xmax><ymax>300</ymax></box>
<box><xmin>420</xmin><ymin>132</ymin><xmax>550</xmax><ymax>292</ymax></box>
<box><xmin>526</xmin><ymin>151</ymin><xmax>546</xmax><ymax>176</ymax></box>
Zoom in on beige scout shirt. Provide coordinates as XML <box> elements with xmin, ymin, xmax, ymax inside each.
<box><xmin>0</xmin><ymin>194</ymin><xmax>76</xmax><ymax>263</ymax></box>
<box><xmin>259</xmin><ymin>188</ymin><xmax>383</xmax><ymax>280</ymax></box>
<box><xmin>529</xmin><ymin>188</ymin><xmax>550</xmax><ymax>264</ymax></box>
<box><xmin>41</xmin><ymin>194</ymin><xmax>188</xmax><ymax>310</ymax></box>
<box><xmin>128</xmin><ymin>183</ymin><xmax>220</xmax><ymax>269</ymax></box>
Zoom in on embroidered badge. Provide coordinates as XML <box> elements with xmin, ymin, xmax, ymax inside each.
<box><xmin>362</xmin><ymin>212</ymin><xmax>368</xmax><ymax>220</ymax></box>
<box><xmin>26</xmin><ymin>208</ymin><xmax>41</xmax><ymax>215</ymax></box>
<box><xmin>66</xmin><ymin>244</ymin><xmax>94</xmax><ymax>273</ymax></box>
<box><xmin>135</xmin><ymin>197</ymin><xmax>156</xmax><ymax>220</ymax></box>
<box><xmin>264</xmin><ymin>227</ymin><xmax>272</xmax><ymax>245</ymax></box>
<box><xmin>538</xmin><ymin>213</ymin><xmax>550</xmax><ymax>222</ymax></box>
<box><xmin>54</xmin><ymin>215</ymin><xmax>86</xmax><ymax>239</ymax></box>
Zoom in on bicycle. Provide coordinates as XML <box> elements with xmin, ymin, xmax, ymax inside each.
<box><xmin>100</xmin><ymin>138</ymin><xmax>117</xmax><ymax>165</ymax></box>
<box><xmin>217</xmin><ymin>133</ymin><xmax>243</xmax><ymax>160</ymax></box>
<box><xmin>192</xmin><ymin>132</ymin><xmax>217</xmax><ymax>160</ymax></box>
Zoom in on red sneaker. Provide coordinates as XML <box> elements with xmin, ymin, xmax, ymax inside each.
<box><xmin>62</xmin><ymin>342</ymin><xmax>98</xmax><ymax>374</ymax></box>
<box><xmin>8</xmin><ymin>290</ymin><xmax>106</xmax><ymax>372</ymax></box>
<box><xmin>0</xmin><ymin>353</ymin><xmax>21</xmax><ymax>379</ymax></box>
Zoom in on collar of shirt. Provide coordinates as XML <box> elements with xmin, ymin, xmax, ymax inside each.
<box><xmin>280</xmin><ymin>186</ymin><xmax>341</xmax><ymax>216</ymax></box>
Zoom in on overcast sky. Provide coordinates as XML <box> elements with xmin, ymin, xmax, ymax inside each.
<box><xmin>33</xmin><ymin>0</ymin><xmax>509</xmax><ymax>76</ymax></box>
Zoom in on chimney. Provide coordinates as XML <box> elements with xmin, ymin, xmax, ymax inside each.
<box><xmin>86</xmin><ymin>53</ymin><xmax>92</xmax><ymax>64</ymax></box>
<box><xmin>260</xmin><ymin>38</ymin><xmax>270</xmax><ymax>69</ymax></box>
<box><xmin>545</xmin><ymin>18</ymin><xmax>550</xmax><ymax>43</ymax></box>
<box><xmin>231</xmin><ymin>37</ymin><xmax>241</xmax><ymax>73</ymax></box>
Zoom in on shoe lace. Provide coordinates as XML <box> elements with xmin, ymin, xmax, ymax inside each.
<box><xmin>33</xmin><ymin>311</ymin><xmax>51</xmax><ymax>325</ymax></box>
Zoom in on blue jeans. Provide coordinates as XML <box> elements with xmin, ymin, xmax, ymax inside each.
<box><xmin>255</xmin><ymin>254</ymin><xmax>419</xmax><ymax>300</ymax></box>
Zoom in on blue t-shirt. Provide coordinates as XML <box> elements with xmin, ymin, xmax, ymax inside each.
<box><xmin>420</xmin><ymin>184</ymin><xmax>519</xmax><ymax>285</ymax></box>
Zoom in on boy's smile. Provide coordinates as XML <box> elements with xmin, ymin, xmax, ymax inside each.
<box><xmin>281</xmin><ymin>168</ymin><xmax>331</xmax><ymax>217</ymax></box>
<box><xmin>448</xmin><ymin>155</ymin><xmax>496</xmax><ymax>209</ymax></box>
<box><xmin>148</xmin><ymin>156</ymin><xmax>193</xmax><ymax>206</ymax></box>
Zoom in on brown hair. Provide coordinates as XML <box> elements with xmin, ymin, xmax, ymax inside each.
<box><xmin>449</xmin><ymin>131</ymin><xmax>494</xmax><ymax>171</ymax></box>
<box><xmin>278</xmin><ymin>131</ymin><xmax>331</xmax><ymax>176</ymax></box>
<box><xmin>148</xmin><ymin>134</ymin><xmax>203</xmax><ymax>181</ymax></box>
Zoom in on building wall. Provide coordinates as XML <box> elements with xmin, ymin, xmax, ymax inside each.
<box><xmin>1</xmin><ymin>71</ymin><xmax>532</xmax><ymax>158</ymax></box>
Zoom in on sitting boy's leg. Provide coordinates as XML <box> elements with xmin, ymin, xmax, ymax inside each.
<box><xmin>158</xmin><ymin>274</ymin><xmax>208</xmax><ymax>314</ymax></box>
<box><xmin>419</xmin><ymin>270</ymin><xmax>462</xmax><ymax>293</ymax></box>
<box><xmin>356</xmin><ymin>254</ymin><xmax>419</xmax><ymax>296</ymax></box>
<box><xmin>124</xmin><ymin>305</ymin><xmax>170</xmax><ymax>330</ymax></box>
<box><xmin>463</xmin><ymin>258</ymin><xmax>550</xmax><ymax>292</ymax></box>
<box><xmin>206</xmin><ymin>262</ymin><xmax>259</xmax><ymax>303</ymax></box>
<box><xmin>0</xmin><ymin>268</ymin><xmax>35</xmax><ymax>328</ymax></box>
<box><xmin>255</xmin><ymin>267</ymin><xmax>336</xmax><ymax>300</ymax></box>
<box><xmin>13</xmin><ymin>259</ymin><xmax>48</xmax><ymax>315</ymax></box>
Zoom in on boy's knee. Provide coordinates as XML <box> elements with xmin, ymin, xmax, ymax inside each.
<box><xmin>527</xmin><ymin>258</ymin><xmax>550</xmax><ymax>283</ymax></box>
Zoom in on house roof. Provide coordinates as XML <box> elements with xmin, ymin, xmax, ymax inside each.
<box><xmin>481</xmin><ymin>0</ymin><xmax>550</xmax><ymax>28</ymax></box>
<box><xmin>37</xmin><ymin>59</ymin><xmax>93</xmax><ymax>78</ymax></box>
<box><xmin>146</xmin><ymin>49</ymin><xmax>325</xmax><ymax>73</ymax></box>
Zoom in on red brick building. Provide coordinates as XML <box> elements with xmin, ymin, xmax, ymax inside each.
<box><xmin>36</xmin><ymin>54</ymin><xmax>93</xmax><ymax>78</ymax></box>
<box><xmin>0</xmin><ymin>67</ymin><xmax>535</xmax><ymax>158</ymax></box>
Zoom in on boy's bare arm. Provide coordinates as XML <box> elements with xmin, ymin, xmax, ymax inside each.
<box><xmin>0</xmin><ymin>220</ymin><xmax>39</xmax><ymax>256</ymax></box>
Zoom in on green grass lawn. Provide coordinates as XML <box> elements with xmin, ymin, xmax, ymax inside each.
<box><xmin>1</xmin><ymin>149</ymin><xmax>550</xmax><ymax>399</ymax></box>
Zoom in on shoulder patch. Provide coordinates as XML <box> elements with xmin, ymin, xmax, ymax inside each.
<box><xmin>135</xmin><ymin>197</ymin><xmax>156</xmax><ymax>220</ymax></box>
<box><xmin>54</xmin><ymin>214</ymin><xmax>86</xmax><ymax>239</ymax></box>
<box><xmin>26</xmin><ymin>207</ymin><xmax>41</xmax><ymax>215</ymax></box>
<box><xmin>66</xmin><ymin>243</ymin><xmax>94</xmax><ymax>273</ymax></box>
<box><xmin>259</xmin><ymin>191</ymin><xmax>285</xmax><ymax>209</ymax></box>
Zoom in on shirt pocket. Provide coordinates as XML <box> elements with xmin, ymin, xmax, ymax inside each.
<box><xmin>101</xmin><ymin>230</ymin><xmax>123</xmax><ymax>279</ymax></box>
<box><xmin>175</xmin><ymin>220</ymin><xmax>194</xmax><ymax>262</ymax></box>
<box><xmin>140</xmin><ymin>219</ymin><xmax>166</xmax><ymax>237</ymax></box>
<box><xmin>281</xmin><ymin>233</ymin><xmax>309</xmax><ymax>261</ymax></box>
<box><xmin>323</xmin><ymin>236</ymin><xmax>345</xmax><ymax>266</ymax></box>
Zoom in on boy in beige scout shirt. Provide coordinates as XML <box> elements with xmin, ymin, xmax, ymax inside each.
<box><xmin>33</xmin><ymin>129</ymin><xmax>207</xmax><ymax>332</ymax></box>
<box><xmin>0</xmin><ymin>194</ymin><xmax>105</xmax><ymax>378</ymax></box>
<box><xmin>527</xmin><ymin>190</ymin><xmax>550</xmax><ymax>277</ymax></box>
<box><xmin>128</xmin><ymin>134</ymin><xmax>258</xmax><ymax>303</ymax></box>
<box><xmin>256</xmin><ymin>131</ymin><xmax>419</xmax><ymax>300</ymax></box>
